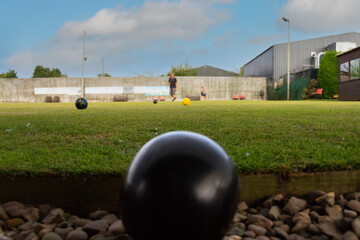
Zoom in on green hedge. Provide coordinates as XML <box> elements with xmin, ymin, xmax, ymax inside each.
<box><xmin>318</xmin><ymin>51</ymin><xmax>338</xmax><ymax>99</ymax></box>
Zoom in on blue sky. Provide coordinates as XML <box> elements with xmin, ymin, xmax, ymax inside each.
<box><xmin>1</xmin><ymin>0</ymin><xmax>359</xmax><ymax>78</ymax></box>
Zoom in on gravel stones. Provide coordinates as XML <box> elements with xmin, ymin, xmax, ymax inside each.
<box><xmin>2</xmin><ymin>190</ymin><xmax>360</xmax><ymax>240</ymax></box>
<box><xmin>284</xmin><ymin>197</ymin><xmax>307</xmax><ymax>215</ymax></box>
<box><xmin>89</xmin><ymin>211</ymin><xmax>108</xmax><ymax>221</ymax></box>
<box><xmin>0</xmin><ymin>206</ymin><xmax>9</xmax><ymax>221</ymax></box>
<box><xmin>238</xmin><ymin>202</ymin><xmax>249</xmax><ymax>212</ymax></box>
<box><xmin>352</xmin><ymin>217</ymin><xmax>360</xmax><ymax>236</ymax></box>
<box><xmin>101</xmin><ymin>215</ymin><xmax>118</xmax><ymax>225</ymax></box>
<box><xmin>65</xmin><ymin>230</ymin><xmax>88</xmax><ymax>240</ymax></box>
<box><xmin>342</xmin><ymin>230</ymin><xmax>358</xmax><ymax>240</ymax></box>
<box><xmin>247</xmin><ymin>224</ymin><xmax>267</xmax><ymax>236</ymax></box>
<box><xmin>344</xmin><ymin>209</ymin><xmax>358</xmax><ymax>218</ymax></box>
<box><xmin>325</xmin><ymin>205</ymin><xmax>343</xmax><ymax>220</ymax></box>
<box><xmin>247</xmin><ymin>214</ymin><xmax>274</xmax><ymax>229</ymax></box>
<box><xmin>346</xmin><ymin>192</ymin><xmax>360</xmax><ymax>201</ymax></box>
<box><xmin>308</xmin><ymin>190</ymin><xmax>326</xmax><ymax>204</ymax></box>
<box><xmin>292</xmin><ymin>209</ymin><xmax>311</xmax><ymax>224</ymax></box>
<box><xmin>42</xmin><ymin>209</ymin><xmax>64</xmax><ymax>225</ymax></box>
<box><xmin>38</xmin><ymin>205</ymin><xmax>51</xmax><ymax>220</ymax></box>
<box><xmin>2</xmin><ymin>202</ymin><xmax>27</xmax><ymax>218</ymax></box>
<box><xmin>317</xmin><ymin>221</ymin><xmax>342</xmax><ymax>239</ymax></box>
<box><xmin>5</xmin><ymin>218</ymin><xmax>24</xmax><ymax>229</ymax></box>
<box><xmin>291</xmin><ymin>221</ymin><xmax>309</xmax><ymax>233</ymax></box>
<box><xmin>23</xmin><ymin>208</ymin><xmax>40</xmax><ymax>222</ymax></box>
<box><xmin>264</xmin><ymin>194</ymin><xmax>284</xmax><ymax>208</ymax></box>
<box><xmin>347</xmin><ymin>200</ymin><xmax>360</xmax><ymax>213</ymax></box>
<box><xmin>269</xmin><ymin>206</ymin><xmax>281</xmax><ymax>220</ymax></box>
<box><xmin>315</xmin><ymin>192</ymin><xmax>335</xmax><ymax>206</ymax></box>
<box><xmin>0</xmin><ymin>203</ymin><xmax>131</xmax><ymax>240</ymax></box>
<box><xmin>227</xmin><ymin>226</ymin><xmax>244</xmax><ymax>236</ymax></box>
<box><xmin>274</xmin><ymin>226</ymin><xmax>289</xmax><ymax>240</ymax></box>
<box><xmin>228</xmin><ymin>190</ymin><xmax>360</xmax><ymax>240</ymax></box>
<box><xmin>54</xmin><ymin>227</ymin><xmax>73</xmax><ymax>239</ymax></box>
<box><xmin>75</xmin><ymin>218</ymin><xmax>92</xmax><ymax>227</ymax></box>
<box><xmin>82</xmin><ymin>220</ymin><xmax>109</xmax><ymax>236</ymax></box>
<box><xmin>108</xmin><ymin>220</ymin><xmax>125</xmax><ymax>235</ymax></box>
<box><xmin>42</xmin><ymin>232</ymin><xmax>62</xmax><ymax>240</ymax></box>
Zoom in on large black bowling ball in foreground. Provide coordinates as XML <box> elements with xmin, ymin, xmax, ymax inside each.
<box><xmin>121</xmin><ymin>131</ymin><xmax>240</xmax><ymax>240</ymax></box>
<box><xmin>75</xmin><ymin>97</ymin><xmax>88</xmax><ymax>110</ymax></box>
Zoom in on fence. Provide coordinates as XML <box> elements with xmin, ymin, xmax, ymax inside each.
<box><xmin>268</xmin><ymin>77</ymin><xmax>311</xmax><ymax>100</ymax></box>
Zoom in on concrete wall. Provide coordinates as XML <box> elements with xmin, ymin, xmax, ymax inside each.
<box><xmin>0</xmin><ymin>76</ymin><xmax>267</xmax><ymax>103</ymax></box>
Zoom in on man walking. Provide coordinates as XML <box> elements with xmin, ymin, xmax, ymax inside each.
<box><xmin>167</xmin><ymin>73</ymin><xmax>177</xmax><ymax>101</ymax></box>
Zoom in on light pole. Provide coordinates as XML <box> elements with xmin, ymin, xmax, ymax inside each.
<box><xmin>282</xmin><ymin>17</ymin><xmax>290</xmax><ymax>101</ymax></box>
<box><xmin>81</xmin><ymin>30</ymin><xmax>87</xmax><ymax>98</ymax></box>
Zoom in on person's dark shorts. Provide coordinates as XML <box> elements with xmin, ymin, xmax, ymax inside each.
<box><xmin>201</xmin><ymin>92</ymin><xmax>206</xmax><ymax>97</ymax></box>
<box><xmin>170</xmin><ymin>87</ymin><xmax>176</xmax><ymax>96</ymax></box>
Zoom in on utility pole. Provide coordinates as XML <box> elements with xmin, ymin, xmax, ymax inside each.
<box><xmin>282</xmin><ymin>17</ymin><xmax>290</xmax><ymax>101</ymax></box>
<box><xmin>102</xmin><ymin>57</ymin><xmax>104</xmax><ymax>77</ymax></box>
<box><xmin>81</xmin><ymin>30</ymin><xmax>86</xmax><ymax>98</ymax></box>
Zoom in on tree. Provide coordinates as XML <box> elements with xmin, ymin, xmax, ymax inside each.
<box><xmin>167</xmin><ymin>63</ymin><xmax>198</xmax><ymax>76</ymax></box>
<box><xmin>32</xmin><ymin>65</ymin><xmax>67</xmax><ymax>78</ymax></box>
<box><xmin>239</xmin><ymin>66</ymin><xmax>245</xmax><ymax>77</ymax></box>
<box><xmin>97</xmin><ymin>73</ymin><xmax>111</xmax><ymax>77</ymax></box>
<box><xmin>318</xmin><ymin>51</ymin><xmax>339</xmax><ymax>99</ymax></box>
<box><xmin>0</xmin><ymin>69</ymin><xmax>18</xmax><ymax>78</ymax></box>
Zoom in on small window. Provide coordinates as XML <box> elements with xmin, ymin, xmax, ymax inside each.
<box><xmin>340</xmin><ymin>62</ymin><xmax>350</xmax><ymax>82</ymax></box>
<box><xmin>350</xmin><ymin>58</ymin><xmax>360</xmax><ymax>80</ymax></box>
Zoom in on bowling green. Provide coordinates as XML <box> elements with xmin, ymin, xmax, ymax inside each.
<box><xmin>0</xmin><ymin>100</ymin><xmax>359</xmax><ymax>176</ymax></box>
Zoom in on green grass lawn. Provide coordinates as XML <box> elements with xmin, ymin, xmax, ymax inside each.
<box><xmin>0</xmin><ymin>100</ymin><xmax>359</xmax><ymax>176</ymax></box>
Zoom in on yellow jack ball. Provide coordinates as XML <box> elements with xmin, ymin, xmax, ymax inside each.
<box><xmin>182</xmin><ymin>98</ymin><xmax>191</xmax><ymax>106</ymax></box>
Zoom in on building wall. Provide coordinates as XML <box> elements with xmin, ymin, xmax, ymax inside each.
<box><xmin>337</xmin><ymin>47</ymin><xmax>360</xmax><ymax>101</ymax></box>
<box><xmin>243</xmin><ymin>47</ymin><xmax>273</xmax><ymax>78</ymax></box>
<box><xmin>339</xmin><ymin>80</ymin><xmax>360</xmax><ymax>100</ymax></box>
<box><xmin>0</xmin><ymin>76</ymin><xmax>267</xmax><ymax>103</ymax></box>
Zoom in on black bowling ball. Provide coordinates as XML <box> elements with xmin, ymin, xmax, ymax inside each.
<box><xmin>121</xmin><ymin>131</ymin><xmax>240</xmax><ymax>240</ymax></box>
<box><xmin>75</xmin><ymin>98</ymin><xmax>88</xmax><ymax>110</ymax></box>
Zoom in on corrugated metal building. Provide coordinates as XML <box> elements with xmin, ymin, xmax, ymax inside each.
<box><xmin>243</xmin><ymin>32</ymin><xmax>360</xmax><ymax>84</ymax></box>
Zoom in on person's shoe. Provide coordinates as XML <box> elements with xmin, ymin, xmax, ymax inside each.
<box><xmin>174</xmin><ymin>97</ymin><xmax>176</xmax><ymax>101</ymax></box>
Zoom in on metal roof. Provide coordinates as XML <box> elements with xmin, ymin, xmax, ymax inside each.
<box><xmin>193</xmin><ymin>65</ymin><xmax>238</xmax><ymax>77</ymax></box>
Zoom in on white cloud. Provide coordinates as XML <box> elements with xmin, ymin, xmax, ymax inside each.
<box><xmin>279</xmin><ymin>0</ymin><xmax>360</xmax><ymax>32</ymax></box>
<box><xmin>6</xmin><ymin>0</ymin><xmax>231</xmax><ymax>77</ymax></box>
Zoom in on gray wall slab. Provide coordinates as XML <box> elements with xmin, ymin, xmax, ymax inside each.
<box><xmin>0</xmin><ymin>76</ymin><xmax>267</xmax><ymax>103</ymax></box>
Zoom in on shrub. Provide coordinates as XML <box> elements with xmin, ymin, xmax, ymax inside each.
<box><xmin>0</xmin><ymin>69</ymin><xmax>17</xmax><ymax>78</ymax></box>
<box><xmin>33</xmin><ymin>65</ymin><xmax>67</xmax><ymax>78</ymax></box>
<box><xmin>318</xmin><ymin>51</ymin><xmax>338</xmax><ymax>99</ymax></box>
<box><xmin>302</xmin><ymin>79</ymin><xmax>320</xmax><ymax>99</ymax></box>
<box><xmin>167</xmin><ymin>64</ymin><xmax>198</xmax><ymax>76</ymax></box>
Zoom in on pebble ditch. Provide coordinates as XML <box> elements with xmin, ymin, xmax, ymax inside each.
<box><xmin>1</xmin><ymin>190</ymin><xmax>360</xmax><ymax>240</ymax></box>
